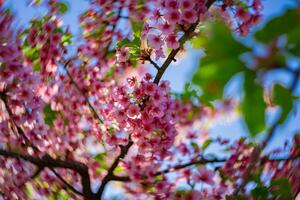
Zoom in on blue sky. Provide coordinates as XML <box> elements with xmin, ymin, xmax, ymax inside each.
<box><xmin>4</xmin><ymin>0</ymin><xmax>300</xmax><ymax>198</ymax></box>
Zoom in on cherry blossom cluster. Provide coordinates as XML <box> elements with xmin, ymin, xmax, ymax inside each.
<box><xmin>121</xmin><ymin>135</ymin><xmax>300</xmax><ymax>199</ymax></box>
<box><xmin>27</xmin><ymin>18</ymin><xmax>65</xmax><ymax>76</ymax></box>
<box><xmin>221</xmin><ymin>138</ymin><xmax>254</xmax><ymax>185</ymax></box>
<box><xmin>0</xmin><ymin>158</ymin><xmax>34</xmax><ymax>199</ymax></box>
<box><xmin>78</xmin><ymin>1</ymin><xmax>125</xmax><ymax>59</ymax></box>
<box><xmin>0</xmin><ymin>8</ymin><xmax>99</xmax><ymax>198</ymax></box>
<box><xmin>0</xmin><ymin>10</ymin><xmax>46</xmax><ymax>199</ymax></box>
<box><xmin>107</xmin><ymin>74</ymin><xmax>178</xmax><ymax>155</ymax></box>
<box><xmin>0</xmin><ymin>10</ymin><xmax>44</xmax><ymax>147</ymax></box>
<box><xmin>232</xmin><ymin>0</ymin><xmax>262</xmax><ymax>35</ymax></box>
<box><xmin>143</xmin><ymin>0</ymin><xmax>207</xmax><ymax>58</ymax></box>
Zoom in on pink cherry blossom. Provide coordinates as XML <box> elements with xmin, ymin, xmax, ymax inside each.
<box><xmin>164</xmin><ymin>9</ymin><xmax>181</xmax><ymax>24</ymax></box>
<box><xmin>158</xmin><ymin>21</ymin><xmax>174</xmax><ymax>34</ymax></box>
<box><xmin>165</xmin><ymin>0</ymin><xmax>179</xmax><ymax>10</ymax></box>
<box><xmin>196</xmin><ymin>167</ymin><xmax>215</xmax><ymax>186</ymax></box>
<box><xmin>182</xmin><ymin>9</ymin><xmax>198</xmax><ymax>23</ymax></box>
<box><xmin>165</xmin><ymin>34</ymin><xmax>179</xmax><ymax>49</ymax></box>
<box><xmin>180</xmin><ymin>0</ymin><xmax>193</xmax><ymax>10</ymax></box>
<box><xmin>116</xmin><ymin>47</ymin><xmax>130</xmax><ymax>62</ymax></box>
<box><xmin>127</xmin><ymin>104</ymin><xmax>140</xmax><ymax>118</ymax></box>
<box><xmin>147</xmin><ymin>34</ymin><xmax>164</xmax><ymax>49</ymax></box>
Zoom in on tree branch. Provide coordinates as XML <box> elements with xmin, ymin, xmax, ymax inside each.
<box><xmin>111</xmin><ymin>155</ymin><xmax>300</xmax><ymax>183</ymax></box>
<box><xmin>153</xmin><ymin>0</ymin><xmax>216</xmax><ymax>84</ymax></box>
<box><xmin>0</xmin><ymin>90</ymin><xmax>95</xmax><ymax>199</ymax></box>
<box><xmin>153</xmin><ymin>23</ymin><xmax>197</xmax><ymax>84</ymax></box>
<box><xmin>0</xmin><ymin>149</ymin><xmax>95</xmax><ymax>199</ymax></box>
<box><xmin>95</xmin><ymin>141</ymin><xmax>133</xmax><ymax>198</ymax></box>
<box><xmin>148</xmin><ymin>57</ymin><xmax>160</xmax><ymax>70</ymax></box>
<box><xmin>50</xmin><ymin>168</ymin><xmax>83</xmax><ymax>196</ymax></box>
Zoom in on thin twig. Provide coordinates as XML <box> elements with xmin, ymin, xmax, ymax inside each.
<box><xmin>153</xmin><ymin>23</ymin><xmax>198</xmax><ymax>84</ymax></box>
<box><xmin>153</xmin><ymin>0</ymin><xmax>216</xmax><ymax>84</ymax></box>
<box><xmin>0</xmin><ymin>149</ymin><xmax>95</xmax><ymax>200</ymax></box>
<box><xmin>95</xmin><ymin>141</ymin><xmax>133</xmax><ymax>198</ymax></box>
<box><xmin>111</xmin><ymin>154</ymin><xmax>300</xmax><ymax>182</ymax></box>
<box><xmin>50</xmin><ymin>168</ymin><xmax>83</xmax><ymax>196</ymax></box>
<box><xmin>0</xmin><ymin>91</ymin><xmax>95</xmax><ymax>199</ymax></box>
<box><xmin>148</xmin><ymin>57</ymin><xmax>160</xmax><ymax>70</ymax></box>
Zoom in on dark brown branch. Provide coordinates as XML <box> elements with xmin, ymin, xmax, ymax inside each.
<box><xmin>153</xmin><ymin>0</ymin><xmax>216</xmax><ymax>84</ymax></box>
<box><xmin>0</xmin><ymin>92</ymin><xmax>39</xmax><ymax>151</ymax></box>
<box><xmin>153</xmin><ymin>22</ymin><xmax>197</xmax><ymax>84</ymax></box>
<box><xmin>112</xmin><ymin>155</ymin><xmax>300</xmax><ymax>182</ymax></box>
<box><xmin>31</xmin><ymin>167</ymin><xmax>43</xmax><ymax>179</ymax></box>
<box><xmin>148</xmin><ymin>57</ymin><xmax>160</xmax><ymax>70</ymax></box>
<box><xmin>111</xmin><ymin>157</ymin><xmax>226</xmax><ymax>183</ymax></box>
<box><xmin>1</xmin><ymin>91</ymin><xmax>95</xmax><ymax>199</ymax></box>
<box><xmin>156</xmin><ymin>157</ymin><xmax>225</xmax><ymax>175</ymax></box>
<box><xmin>0</xmin><ymin>149</ymin><xmax>95</xmax><ymax>200</ymax></box>
<box><xmin>95</xmin><ymin>141</ymin><xmax>133</xmax><ymax>198</ymax></box>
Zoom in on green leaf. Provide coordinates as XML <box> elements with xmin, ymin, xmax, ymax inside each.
<box><xmin>117</xmin><ymin>36</ymin><xmax>141</xmax><ymax>49</ymax></box>
<box><xmin>287</xmin><ymin>27</ymin><xmax>300</xmax><ymax>56</ymax></box>
<box><xmin>34</xmin><ymin>0</ymin><xmax>42</xmax><ymax>4</ymax></box>
<box><xmin>255</xmin><ymin>8</ymin><xmax>300</xmax><ymax>43</ymax></box>
<box><xmin>200</xmin><ymin>23</ymin><xmax>249</xmax><ymax>65</ymax></box>
<box><xmin>131</xmin><ymin>20</ymin><xmax>143</xmax><ymax>38</ymax></box>
<box><xmin>57</xmin><ymin>191</ymin><xmax>69</xmax><ymax>200</ymax></box>
<box><xmin>107</xmin><ymin>127</ymin><xmax>115</xmax><ymax>134</ymax></box>
<box><xmin>287</xmin><ymin>26</ymin><xmax>300</xmax><ymax>44</ymax></box>
<box><xmin>86</xmin><ymin>26</ymin><xmax>105</xmax><ymax>39</ymax></box>
<box><xmin>226</xmin><ymin>195</ymin><xmax>247</xmax><ymax>200</ymax></box>
<box><xmin>286</xmin><ymin>11</ymin><xmax>300</xmax><ymax>56</ymax></box>
<box><xmin>94</xmin><ymin>152</ymin><xmax>109</xmax><ymax>170</ymax></box>
<box><xmin>43</xmin><ymin>104</ymin><xmax>58</xmax><ymax>126</ymax></box>
<box><xmin>23</xmin><ymin>46</ymin><xmax>39</xmax><ymax>61</ymax></box>
<box><xmin>180</xmin><ymin>83</ymin><xmax>199</xmax><ymax>102</ymax></box>
<box><xmin>241</xmin><ymin>71</ymin><xmax>266</xmax><ymax>136</ymax></box>
<box><xmin>251</xmin><ymin>186</ymin><xmax>269</xmax><ymax>199</ymax></box>
<box><xmin>289</xmin><ymin>44</ymin><xmax>300</xmax><ymax>56</ymax></box>
<box><xmin>116</xmin><ymin>36</ymin><xmax>141</xmax><ymax>67</ymax></box>
<box><xmin>273</xmin><ymin>84</ymin><xmax>295</xmax><ymax>124</ymax></box>
<box><xmin>193</xmin><ymin>59</ymin><xmax>244</xmax><ymax>103</ymax></box>
<box><xmin>191</xmin><ymin>142</ymin><xmax>200</xmax><ymax>152</ymax></box>
<box><xmin>114</xmin><ymin>166</ymin><xmax>124</xmax><ymax>174</ymax></box>
<box><xmin>201</xmin><ymin>139</ymin><xmax>212</xmax><ymax>150</ymax></box>
<box><xmin>33</xmin><ymin>60</ymin><xmax>41</xmax><ymax>72</ymax></box>
<box><xmin>270</xmin><ymin>178</ymin><xmax>293</xmax><ymax>199</ymax></box>
<box><xmin>192</xmin><ymin>23</ymin><xmax>248</xmax><ymax>104</ymax></box>
<box><xmin>19</xmin><ymin>29</ymin><xmax>29</xmax><ymax>39</ymax></box>
<box><xmin>61</xmin><ymin>33</ymin><xmax>72</xmax><ymax>46</ymax></box>
<box><xmin>56</xmin><ymin>2</ymin><xmax>68</xmax><ymax>14</ymax></box>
